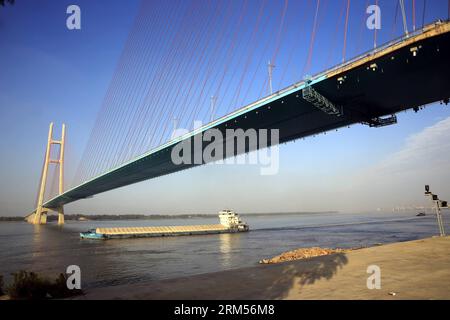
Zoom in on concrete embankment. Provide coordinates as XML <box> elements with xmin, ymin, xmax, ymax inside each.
<box><xmin>77</xmin><ymin>236</ymin><xmax>450</xmax><ymax>300</ymax></box>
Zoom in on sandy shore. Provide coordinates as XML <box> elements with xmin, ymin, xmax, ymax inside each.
<box><xmin>76</xmin><ymin>236</ymin><xmax>450</xmax><ymax>300</ymax></box>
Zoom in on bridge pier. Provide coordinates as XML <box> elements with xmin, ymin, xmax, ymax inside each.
<box><xmin>26</xmin><ymin>210</ymin><xmax>48</xmax><ymax>224</ymax></box>
<box><xmin>58</xmin><ymin>207</ymin><xmax>64</xmax><ymax>225</ymax></box>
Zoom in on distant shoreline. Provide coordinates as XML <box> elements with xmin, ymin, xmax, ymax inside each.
<box><xmin>0</xmin><ymin>211</ymin><xmax>339</xmax><ymax>222</ymax></box>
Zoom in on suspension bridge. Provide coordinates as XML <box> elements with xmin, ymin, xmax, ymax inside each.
<box><xmin>25</xmin><ymin>1</ymin><xmax>450</xmax><ymax>224</ymax></box>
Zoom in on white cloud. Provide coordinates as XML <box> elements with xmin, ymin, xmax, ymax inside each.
<box><xmin>341</xmin><ymin>116</ymin><xmax>450</xmax><ymax>211</ymax></box>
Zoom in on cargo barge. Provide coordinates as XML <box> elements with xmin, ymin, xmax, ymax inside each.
<box><xmin>80</xmin><ymin>210</ymin><xmax>249</xmax><ymax>239</ymax></box>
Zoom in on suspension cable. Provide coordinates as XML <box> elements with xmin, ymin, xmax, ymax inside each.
<box><xmin>342</xmin><ymin>0</ymin><xmax>351</xmax><ymax>62</ymax></box>
<box><xmin>303</xmin><ymin>0</ymin><xmax>321</xmax><ymax>76</ymax></box>
<box><xmin>399</xmin><ymin>0</ymin><xmax>409</xmax><ymax>35</ymax></box>
<box><xmin>374</xmin><ymin>0</ymin><xmax>378</xmax><ymax>48</ymax></box>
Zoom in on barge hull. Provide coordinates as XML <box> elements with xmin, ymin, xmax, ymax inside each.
<box><xmin>102</xmin><ymin>227</ymin><xmax>244</xmax><ymax>239</ymax></box>
<box><xmin>80</xmin><ymin>211</ymin><xmax>249</xmax><ymax>240</ymax></box>
<box><xmin>86</xmin><ymin>223</ymin><xmax>248</xmax><ymax>240</ymax></box>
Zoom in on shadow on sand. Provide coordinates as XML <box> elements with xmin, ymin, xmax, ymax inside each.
<box><xmin>259</xmin><ymin>253</ymin><xmax>348</xmax><ymax>299</ymax></box>
<box><xmin>79</xmin><ymin>252</ymin><xmax>349</xmax><ymax>300</ymax></box>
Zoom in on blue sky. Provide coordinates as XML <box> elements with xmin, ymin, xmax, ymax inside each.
<box><xmin>1</xmin><ymin>0</ymin><xmax>449</xmax><ymax>216</ymax></box>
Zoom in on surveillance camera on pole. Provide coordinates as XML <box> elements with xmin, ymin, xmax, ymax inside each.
<box><xmin>424</xmin><ymin>185</ymin><xmax>446</xmax><ymax>237</ymax></box>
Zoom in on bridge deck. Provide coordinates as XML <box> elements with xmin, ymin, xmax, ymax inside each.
<box><xmin>42</xmin><ymin>20</ymin><xmax>450</xmax><ymax>210</ymax></box>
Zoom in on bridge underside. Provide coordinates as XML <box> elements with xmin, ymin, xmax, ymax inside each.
<box><xmin>42</xmin><ymin>21</ymin><xmax>450</xmax><ymax>210</ymax></box>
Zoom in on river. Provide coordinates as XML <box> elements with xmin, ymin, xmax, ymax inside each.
<box><xmin>0</xmin><ymin>211</ymin><xmax>443</xmax><ymax>289</ymax></box>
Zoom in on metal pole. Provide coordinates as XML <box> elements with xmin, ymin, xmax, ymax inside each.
<box><xmin>424</xmin><ymin>186</ymin><xmax>446</xmax><ymax>237</ymax></box>
<box><xmin>210</xmin><ymin>96</ymin><xmax>217</xmax><ymax>122</ymax></box>
<box><xmin>399</xmin><ymin>0</ymin><xmax>409</xmax><ymax>36</ymax></box>
<box><xmin>171</xmin><ymin>118</ymin><xmax>178</xmax><ymax>139</ymax></box>
<box><xmin>268</xmin><ymin>60</ymin><xmax>275</xmax><ymax>95</ymax></box>
<box><xmin>435</xmin><ymin>201</ymin><xmax>446</xmax><ymax>236</ymax></box>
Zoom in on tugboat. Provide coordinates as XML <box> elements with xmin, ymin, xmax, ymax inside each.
<box><xmin>416</xmin><ymin>212</ymin><xmax>426</xmax><ymax>217</ymax></box>
<box><xmin>218</xmin><ymin>209</ymin><xmax>249</xmax><ymax>232</ymax></box>
<box><xmin>80</xmin><ymin>229</ymin><xmax>105</xmax><ymax>239</ymax></box>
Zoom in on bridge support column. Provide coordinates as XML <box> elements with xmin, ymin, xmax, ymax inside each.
<box><xmin>31</xmin><ymin>122</ymin><xmax>66</xmax><ymax>225</ymax></box>
<box><xmin>57</xmin><ymin>123</ymin><xmax>66</xmax><ymax>225</ymax></box>
<box><xmin>39</xmin><ymin>211</ymin><xmax>48</xmax><ymax>224</ymax></box>
<box><xmin>27</xmin><ymin>209</ymin><xmax>48</xmax><ymax>224</ymax></box>
<box><xmin>58</xmin><ymin>207</ymin><xmax>65</xmax><ymax>225</ymax></box>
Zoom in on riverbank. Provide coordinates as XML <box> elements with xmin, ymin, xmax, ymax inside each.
<box><xmin>76</xmin><ymin>236</ymin><xmax>450</xmax><ymax>300</ymax></box>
